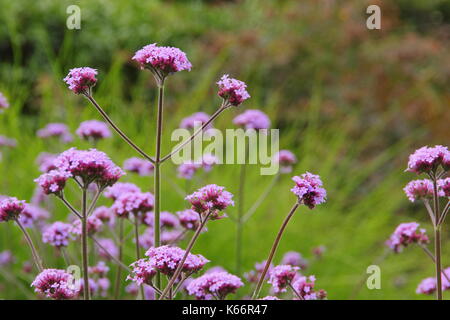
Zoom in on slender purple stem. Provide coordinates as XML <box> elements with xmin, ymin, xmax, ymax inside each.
<box><xmin>14</xmin><ymin>219</ymin><xmax>44</xmax><ymax>272</ymax></box>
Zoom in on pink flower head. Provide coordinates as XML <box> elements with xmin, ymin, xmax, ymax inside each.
<box><xmin>89</xmin><ymin>261</ymin><xmax>109</xmax><ymax>277</ymax></box>
<box><xmin>268</xmin><ymin>265</ymin><xmax>300</xmax><ymax>293</ymax></box>
<box><xmin>177</xmin><ymin>161</ymin><xmax>201</xmax><ymax>180</ymax></box>
<box><xmin>123</xmin><ymin>157</ymin><xmax>154</xmax><ymax>176</ymax></box>
<box><xmin>233</xmin><ymin>109</ymin><xmax>271</xmax><ymax>130</ymax></box>
<box><xmin>217</xmin><ymin>74</ymin><xmax>250</xmax><ymax>107</ymax></box>
<box><xmin>180</xmin><ymin>112</ymin><xmax>213</xmax><ymax>130</ymax></box>
<box><xmin>92</xmin><ymin>206</ymin><xmax>115</xmax><ymax>227</ymax></box>
<box><xmin>111</xmin><ymin>191</ymin><xmax>154</xmax><ymax>218</ymax></box>
<box><xmin>53</xmin><ymin>148</ymin><xmax>125</xmax><ymax>189</ymax></box>
<box><xmin>407</xmin><ymin>145</ymin><xmax>450</xmax><ymax>174</ymax></box>
<box><xmin>36</xmin><ymin>152</ymin><xmax>58</xmax><ymax>173</ymax></box>
<box><xmin>76</xmin><ymin>120</ymin><xmax>111</xmax><ymax>141</ymax></box>
<box><xmin>291</xmin><ymin>172</ymin><xmax>327</xmax><ymax>209</ymax></box>
<box><xmin>403</xmin><ymin>179</ymin><xmax>440</xmax><ymax>202</ymax></box>
<box><xmin>138</xmin><ymin>228</ymin><xmax>185</xmax><ymax>248</ymax></box>
<box><xmin>31</xmin><ymin>269</ymin><xmax>79</xmax><ymax>300</ymax></box>
<box><xmin>0</xmin><ymin>250</ymin><xmax>14</xmax><ymax>266</ymax></box>
<box><xmin>416</xmin><ymin>277</ymin><xmax>437</xmax><ymax>295</ymax></box>
<box><xmin>132</xmin><ymin>43</ymin><xmax>192</xmax><ymax>75</ymax></box>
<box><xmin>177</xmin><ymin>209</ymin><xmax>200</xmax><ymax>230</ymax></box>
<box><xmin>145</xmin><ymin>245</ymin><xmax>209</xmax><ymax>276</ymax></box>
<box><xmin>0</xmin><ymin>135</ymin><xmax>17</xmax><ymax>148</ymax></box>
<box><xmin>273</xmin><ymin>150</ymin><xmax>297</xmax><ymax>174</ymax></box>
<box><xmin>127</xmin><ymin>259</ymin><xmax>157</xmax><ymax>286</ymax></box>
<box><xmin>34</xmin><ymin>169</ymin><xmax>72</xmax><ymax>196</ymax></box>
<box><xmin>386</xmin><ymin>222</ymin><xmax>429</xmax><ymax>253</ymax></box>
<box><xmin>143</xmin><ymin>211</ymin><xmax>178</xmax><ymax>229</ymax></box>
<box><xmin>42</xmin><ymin>222</ymin><xmax>74</xmax><ymax>248</ymax></box>
<box><xmin>18</xmin><ymin>204</ymin><xmax>50</xmax><ymax>228</ymax></box>
<box><xmin>96</xmin><ymin>238</ymin><xmax>118</xmax><ymax>260</ymax></box>
<box><xmin>438</xmin><ymin>178</ymin><xmax>450</xmax><ymax>198</ymax></box>
<box><xmin>37</xmin><ymin>123</ymin><xmax>73</xmax><ymax>143</ymax></box>
<box><xmin>63</xmin><ymin>67</ymin><xmax>98</xmax><ymax>94</ymax></box>
<box><xmin>201</xmin><ymin>154</ymin><xmax>219</xmax><ymax>172</ymax></box>
<box><xmin>244</xmin><ymin>260</ymin><xmax>273</xmax><ymax>283</ymax></box>
<box><xmin>292</xmin><ymin>275</ymin><xmax>326</xmax><ymax>300</ymax></box>
<box><xmin>185</xmin><ymin>184</ymin><xmax>234</xmax><ymax>218</ymax></box>
<box><xmin>281</xmin><ymin>251</ymin><xmax>309</xmax><ymax>270</ymax></box>
<box><xmin>70</xmin><ymin>216</ymin><xmax>103</xmax><ymax>236</ymax></box>
<box><xmin>187</xmin><ymin>271</ymin><xmax>243</xmax><ymax>300</ymax></box>
<box><xmin>0</xmin><ymin>92</ymin><xmax>9</xmax><ymax>111</ymax></box>
<box><xmin>0</xmin><ymin>197</ymin><xmax>26</xmax><ymax>222</ymax></box>
<box><xmin>103</xmin><ymin>182</ymin><xmax>141</xmax><ymax>201</ymax></box>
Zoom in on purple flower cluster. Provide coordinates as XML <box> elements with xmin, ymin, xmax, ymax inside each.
<box><xmin>0</xmin><ymin>197</ymin><xmax>26</xmax><ymax>222</ymax></box>
<box><xmin>177</xmin><ymin>161</ymin><xmax>201</xmax><ymax>180</ymax></box>
<box><xmin>386</xmin><ymin>222</ymin><xmax>429</xmax><ymax>253</ymax></box>
<box><xmin>268</xmin><ymin>265</ymin><xmax>299</xmax><ymax>293</ymax></box>
<box><xmin>273</xmin><ymin>150</ymin><xmax>297</xmax><ymax>174</ymax></box>
<box><xmin>18</xmin><ymin>204</ymin><xmax>50</xmax><ymax>228</ymax></box>
<box><xmin>42</xmin><ymin>222</ymin><xmax>73</xmax><ymax>248</ymax></box>
<box><xmin>403</xmin><ymin>179</ymin><xmax>440</xmax><ymax>202</ymax></box>
<box><xmin>127</xmin><ymin>259</ymin><xmax>157</xmax><ymax>286</ymax></box>
<box><xmin>143</xmin><ymin>211</ymin><xmax>178</xmax><ymax>229</ymax></box>
<box><xmin>0</xmin><ymin>92</ymin><xmax>9</xmax><ymax>111</ymax></box>
<box><xmin>187</xmin><ymin>271</ymin><xmax>243</xmax><ymax>300</ymax></box>
<box><xmin>37</xmin><ymin>123</ymin><xmax>73</xmax><ymax>143</ymax></box>
<box><xmin>0</xmin><ymin>250</ymin><xmax>14</xmax><ymax>266</ymax></box>
<box><xmin>36</xmin><ymin>152</ymin><xmax>58</xmax><ymax>173</ymax></box>
<box><xmin>96</xmin><ymin>238</ymin><xmax>118</xmax><ymax>260</ymax></box>
<box><xmin>177</xmin><ymin>209</ymin><xmax>200</xmax><ymax>230</ymax></box>
<box><xmin>406</xmin><ymin>145</ymin><xmax>450</xmax><ymax>174</ymax></box>
<box><xmin>63</xmin><ymin>67</ymin><xmax>98</xmax><ymax>94</ymax></box>
<box><xmin>31</xmin><ymin>269</ymin><xmax>79</xmax><ymax>299</ymax></box>
<box><xmin>91</xmin><ymin>206</ymin><xmax>115</xmax><ymax>227</ymax></box>
<box><xmin>416</xmin><ymin>269</ymin><xmax>450</xmax><ymax>295</ymax></box>
<box><xmin>70</xmin><ymin>216</ymin><xmax>103</xmax><ymax>236</ymax></box>
<box><xmin>123</xmin><ymin>157</ymin><xmax>154</xmax><ymax>176</ymax></box>
<box><xmin>103</xmin><ymin>182</ymin><xmax>141</xmax><ymax>200</ymax></box>
<box><xmin>111</xmin><ymin>191</ymin><xmax>154</xmax><ymax>218</ymax></box>
<box><xmin>281</xmin><ymin>251</ymin><xmax>309</xmax><ymax>270</ymax></box>
<box><xmin>76</xmin><ymin>120</ymin><xmax>111</xmax><ymax>141</ymax></box>
<box><xmin>133</xmin><ymin>43</ymin><xmax>192</xmax><ymax>75</ymax></box>
<box><xmin>34</xmin><ymin>170</ymin><xmax>72</xmax><ymax>196</ymax></box>
<box><xmin>438</xmin><ymin>178</ymin><xmax>450</xmax><ymax>197</ymax></box>
<box><xmin>291</xmin><ymin>275</ymin><xmax>326</xmax><ymax>300</ymax></box>
<box><xmin>233</xmin><ymin>109</ymin><xmax>271</xmax><ymax>130</ymax></box>
<box><xmin>186</xmin><ymin>184</ymin><xmax>234</xmax><ymax>218</ymax></box>
<box><xmin>217</xmin><ymin>74</ymin><xmax>250</xmax><ymax>106</ymax></box>
<box><xmin>180</xmin><ymin>112</ymin><xmax>213</xmax><ymax>130</ymax></box>
<box><xmin>291</xmin><ymin>172</ymin><xmax>327</xmax><ymax>209</ymax></box>
<box><xmin>0</xmin><ymin>135</ymin><xmax>17</xmax><ymax>148</ymax></box>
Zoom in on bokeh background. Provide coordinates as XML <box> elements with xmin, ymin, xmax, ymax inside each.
<box><xmin>0</xmin><ymin>0</ymin><xmax>449</xmax><ymax>299</ymax></box>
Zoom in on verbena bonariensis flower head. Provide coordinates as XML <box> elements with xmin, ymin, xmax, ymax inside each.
<box><xmin>37</xmin><ymin>123</ymin><xmax>73</xmax><ymax>143</ymax></box>
<box><xmin>111</xmin><ymin>191</ymin><xmax>155</xmax><ymax>218</ymax></box>
<box><xmin>0</xmin><ymin>197</ymin><xmax>26</xmax><ymax>222</ymax></box>
<box><xmin>70</xmin><ymin>216</ymin><xmax>103</xmax><ymax>236</ymax></box>
<box><xmin>103</xmin><ymin>182</ymin><xmax>141</xmax><ymax>201</ymax></box>
<box><xmin>0</xmin><ymin>92</ymin><xmax>9</xmax><ymax>111</ymax></box>
<box><xmin>406</xmin><ymin>145</ymin><xmax>450</xmax><ymax>174</ymax></box>
<box><xmin>386</xmin><ymin>222</ymin><xmax>429</xmax><ymax>253</ymax></box>
<box><xmin>143</xmin><ymin>211</ymin><xmax>178</xmax><ymax>229</ymax></box>
<box><xmin>96</xmin><ymin>238</ymin><xmax>118</xmax><ymax>260</ymax></box>
<box><xmin>123</xmin><ymin>157</ymin><xmax>154</xmax><ymax>176</ymax></box>
<box><xmin>32</xmin><ymin>269</ymin><xmax>79</xmax><ymax>300</ymax></box>
<box><xmin>292</xmin><ymin>275</ymin><xmax>326</xmax><ymax>300</ymax></box>
<box><xmin>63</xmin><ymin>67</ymin><xmax>98</xmax><ymax>95</ymax></box>
<box><xmin>34</xmin><ymin>170</ymin><xmax>72</xmax><ymax>196</ymax></box>
<box><xmin>273</xmin><ymin>150</ymin><xmax>297</xmax><ymax>174</ymax></box>
<box><xmin>18</xmin><ymin>204</ymin><xmax>50</xmax><ymax>228</ymax></box>
<box><xmin>89</xmin><ymin>261</ymin><xmax>109</xmax><ymax>277</ymax></box>
<box><xmin>416</xmin><ymin>277</ymin><xmax>437</xmax><ymax>295</ymax></box>
<box><xmin>36</xmin><ymin>152</ymin><xmax>58</xmax><ymax>173</ymax></box>
<box><xmin>403</xmin><ymin>179</ymin><xmax>442</xmax><ymax>202</ymax></box>
<box><xmin>0</xmin><ymin>135</ymin><xmax>17</xmax><ymax>148</ymax></box>
<box><xmin>268</xmin><ymin>265</ymin><xmax>300</xmax><ymax>293</ymax></box>
<box><xmin>187</xmin><ymin>271</ymin><xmax>244</xmax><ymax>300</ymax></box>
<box><xmin>42</xmin><ymin>222</ymin><xmax>74</xmax><ymax>248</ymax></box>
<box><xmin>145</xmin><ymin>245</ymin><xmax>209</xmax><ymax>277</ymax></box>
<box><xmin>281</xmin><ymin>251</ymin><xmax>309</xmax><ymax>270</ymax></box>
<box><xmin>438</xmin><ymin>178</ymin><xmax>450</xmax><ymax>198</ymax></box>
<box><xmin>291</xmin><ymin>172</ymin><xmax>327</xmax><ymax>209</ymax></box>
<box><xmin>177</xmin><ymin>209</ymin><xmax>201</xmax><ymax>230</ymax></box>
<box><xmin>132</xmin><ymin>43</ymin><xmax>192</xmax><ymax>83</ymax></box>
<box><xmin>233</xmin><ymin>109</ymin><xmax>271</xmax><ymax>130</ymax></box>
<box><xmin>217</xmin><ymin>74</ymin><xmax>250</xmax><ymax>107</ymax></box>
<box><xmin>127</xmin><ymin>259</ymin><xmax>157</xmax><ymax>286</ymax></box>
<box><xmin>177</xmin><ymin>161</ymin><xmax>201</xmax><ymax>180</ymax></box>
<box><xmin>76</xmin><ymin>120</ymin><xmax>111</xmax><ymax>141</ymax></box>
<box><xmin>185</xmin><ymin>184</ymin><xmax>234</xmax><ymax>219</ymax></box>
<box><xmin>92</xmin><ymin>206</ymin><xmax>115</xmax><ymax>227</ymax></box>
<box><xmin>180</xmin><ymin>112</ymin><xmax>213</xmax><ymax>130</ymax></box>
<box><xmin>53</xmin><ymin>148</ymin><xmax>125</xmax><ymax>189</ymax></box>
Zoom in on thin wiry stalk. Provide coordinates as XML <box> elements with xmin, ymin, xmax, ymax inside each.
<box><xmin>134</xmin><ymin>215</ymin><xmax>145</xmax><ymax>300</ymax></box>
<box><xmin>14</xmin><ymin>218</ymin><xmax>44</xmax><ymax>272</ymax></box>
<box><xmin>431</xmin><ymin>174</ymin><xmax>442</xmax><ymax>300</ymax></box>
<box><xmin>81</xmin><ymin>187</ymin><xmax>90</xmax><ymax>300</ymax></box>
<box><xmin>59</xmin><ymin>194</ymin><xmax>82</xmax><ymax>219</ymax></box>
<box><xmin>90</xmin><ymin>235</ymin><xmax>131</xmax><ymax>272</ymax></box>
<box><xmin>114</xmin><ymin>218</ymin><xmax>124</xmax><ymax>299</ymax></box>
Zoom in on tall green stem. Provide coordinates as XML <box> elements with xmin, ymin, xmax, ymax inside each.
<box><xmin>81</xmin><ymin>187</ymin><xmax>90</xmax><ymax>300</ymax></box>
<box><xmin>15</xmin><ymin>219</ymin><xmax>44</xmax><ymax>272</ymax></box>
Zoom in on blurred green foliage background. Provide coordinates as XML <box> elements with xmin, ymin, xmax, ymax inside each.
<box><xmin>0</xmin><ymin>0</ymin><xmax>449</xmax><ymax>299</ymax></box>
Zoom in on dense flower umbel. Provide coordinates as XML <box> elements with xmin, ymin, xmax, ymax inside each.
<box><xmin>268</xmin><ymin>265</ymin><xmax>299</xmax><ymax>293</ymax></box>
<box><xmin>291</xmin><ymin>275</ymin><xmax>326</xmax><ymax>300</ymax></box>
<box><xmin>180</xmin><ymin>112</ymin><xmax>213</xmax><ymax>130</ymax></box>
<box><xmin>103</xmin><ymin>182</ymin><xmax>141</xmax><ymax>201</ymax></box>
<box><xmin>127</xmin><ymin>259</ymin><xmax>157</xmax><ymax>286</ymax></box>
<box><xmin>34</xmin><ymin>170</ymin><xmax>72</xmax><ymax>196</ymax></box>
<box><xmin>31</xmin><ymin>269</ymin><xmax>79</xmax><ymax>300</ymax></box>
<box><xmin>386</xmin><ymin>222</ymin><xmax>429</xmax><ymax>253</ymax></box>
<box><xmin>123</xmin><ymin>157</ymin><xmax>154</xmax><ymax>176</ymax></box>
<box><xmin>0</xmin><ymin>92</ymin><xmax>9</xmax><ymax>111</ymax></box>
<box><xmin>177</xmin><ymin>209</ymin><xmax>201</xmax><ymax>230</ymax></box>
<box><xmin>438</xmin><ymin>178</ymin><xmax>450</xmax><ymax>197</ymax></box>
<box><xmin>403</xmin><ymin>179</ymin><xmax>441</xmax><ymax>202</ymax></box>
<box><xmin>291</xmin><ymin>172</ymin><xmax>327</xmax><ymax>209</ymax></box>
<box><xmin>70</xmin><ymin>216</ymin><xmax>103</xmax><ymax>236</ymax></box>
<box><xmin>0</xmin><ymin>197</ymin><xmax>26</xmax><ymax>222</ymax></box>
<box><xmin>281</xmin><ymin>251</ymin><xmax>309</xmax><ymax>270</ymax></box>
<box><xmin>42</xmin><ymin>222</ymin><xmax>74</xmax><ymax>248</ymax></box>
<box><xmin>53</xmin><ymin>148</ymin><xmax>125</xmax><ymax>188</ymax></box>
<box><xmin>143</xmin><ymin>211</ymin><xmax>178</xmax><ymax>228</ymax></box>
<box><xmin>273</xmin><ymin>150</ymin><xmax>297</xmax><ymax>174</ymax></box>
<box><xmin>36</xmin><ymin>152</ymin><xmax>58</xmax><ymax>173</ymax></box>
<box><xmin>187</xmin><ymin>271</ymin><xmax>244</xmax><ymax>300</ymax></box>
<box><xmin>406</xmin><ymin>145</ymin><xmax>450</xmax><ymax>174</ymax></box>
<box><xmin>185</xmin><ymin>184</ymin><xmax>234</xmax><ymax>218</ymax></box>
<box><xmin>111</xmin><ymin>191</ymin><xmax>155</xmax><ymax>218</ymax></box>
<box><xmin>37</xmin><ymin>123</ymin><xmax>73</xmax><ymax>143</ymax></box>
<box><xmin>217</xmin><ymin>75</ymin><xmax>250</xmax><ymax>107</ymax></box>
<box><xmin>132</xmin><ymin>43</ymin><xmax>192</xmax><ymax>75</ymax></box>
<box><xmin>233</xmin><ymin>109</ymin><xmax>271</xmax><ymax>130</ymax></box>
<box><xmin>63</xmin><ymin>67</ymin><xmax>98</xmax><ymax>94</ymax></box>
<box><xmin>76</xmin><ymin>120</ymin><xmax>111</xmax><ymax>141</ymax></box>
<box><xmin>18</xmin><ymin>204</ymin><xmax>50</xmax><ymax>228</ymax></box>
<box><xmin>145</xmin><ymin>246</ymin><xmax>209</xmax><ymax>276</ymax></box>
